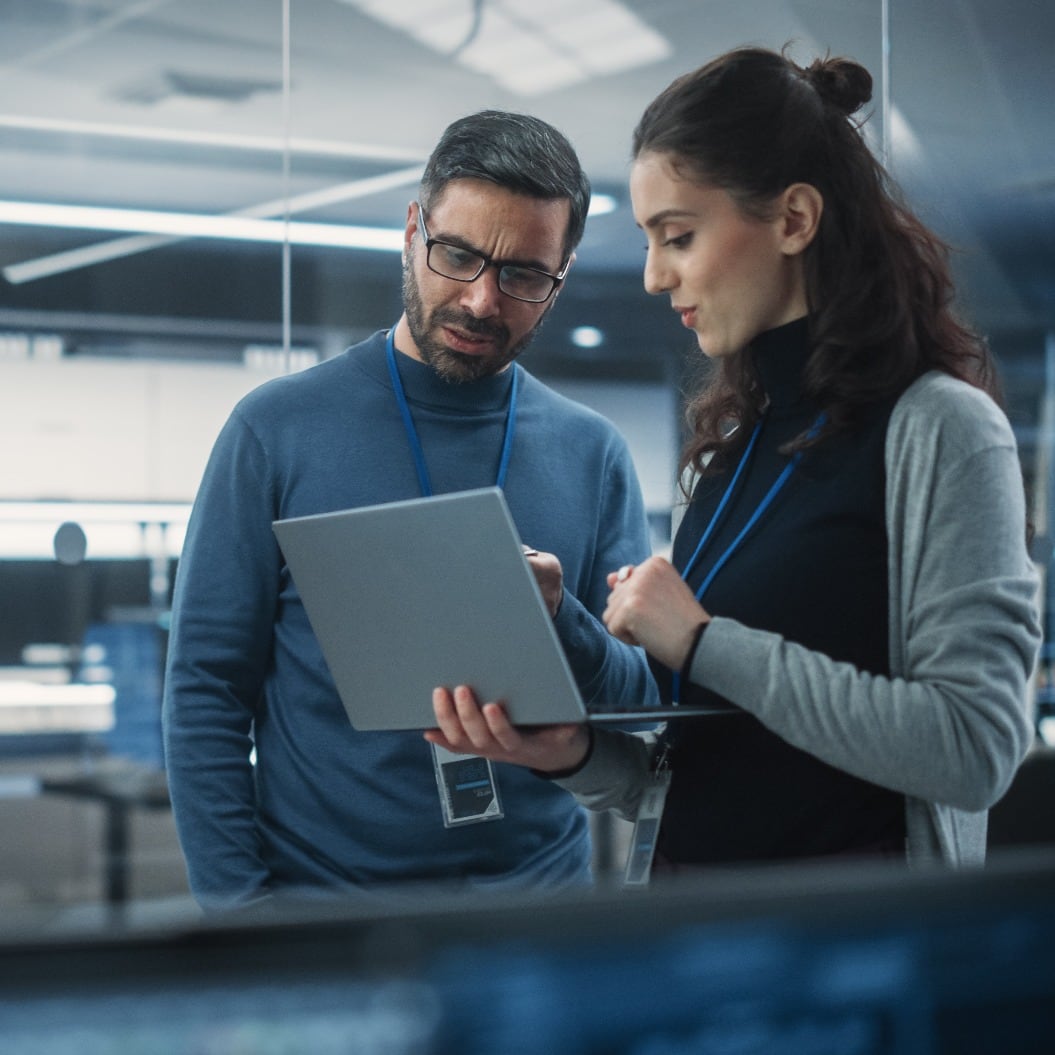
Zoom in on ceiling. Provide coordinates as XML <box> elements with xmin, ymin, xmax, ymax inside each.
<box><xmin>0</xmin><ymin>0</ymin><xmax>1052</xmax><ymax>381</ymax></box>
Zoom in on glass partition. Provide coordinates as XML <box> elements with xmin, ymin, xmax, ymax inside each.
<box><xmin>0</xmin><ymin>0</ymin><xmax>1050</xmax><ymax>928</ymax></box>
<box><xmin>0</xmin><ymin>0</ymin><xmax>293</xmax><ymax>915</ymax></box>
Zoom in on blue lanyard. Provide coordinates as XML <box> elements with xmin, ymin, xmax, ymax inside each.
<box><xmin>385</xmin><ymin>327</ymin><xmax>519</xmax><ymax>497</ymax></box>
<box><xmin>672</xmin><ymin>410</ymin><xmax>826</xmax><ymax>703</ymax></box>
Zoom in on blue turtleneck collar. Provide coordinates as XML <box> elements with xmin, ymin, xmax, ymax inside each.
<box><xmin>387</xmin><ymin>333</ymin><xmax>517</xmax><ymax>413</ymax></box>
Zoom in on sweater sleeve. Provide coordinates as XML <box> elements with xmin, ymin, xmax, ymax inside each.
<box><xmin>685</xmin><ymin>374</ymin><xmax>1040</xmax><ymax>813</ymax></box>
<box><xmin>162</xmin><ymin>407</ymin><xmax>279</xmax><ymax>908</ymax></box>
<box><xmin>552</xmin><ymin>433</ymin><xmax>662</xmax><ymax>712</ymax></box>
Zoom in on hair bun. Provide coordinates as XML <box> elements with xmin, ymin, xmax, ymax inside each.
<box><xmin>804</xmin><ymin>56</ymin><xmax>872</xmax><ymax>115</ymax></box>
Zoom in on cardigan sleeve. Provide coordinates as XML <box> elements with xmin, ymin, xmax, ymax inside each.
<box><xmin>553</xmin><ymin>726</ymin><xmax>660</xmax><ymax>820</ymax></box>
<box><xmin>685</xmin><ymin>373</ymin><xmax>1040</xmax><ymax>813</ymax></box>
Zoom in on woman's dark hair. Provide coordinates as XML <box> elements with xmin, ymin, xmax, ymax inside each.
<box><xmin>632</xmin><ymin>46</ymin><xmax>1002</xmax><ymax>482</ymax></box>
<box><xmin>420</xmin><ymin>109</ymin><xmax>591</xmax><ymax>264</ymax></box>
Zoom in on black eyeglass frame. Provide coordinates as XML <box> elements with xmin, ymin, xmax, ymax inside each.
<box><xmin>414</xmin><ymin>202</ymin><xmax>569</xmax><ymax>304</ymax></box>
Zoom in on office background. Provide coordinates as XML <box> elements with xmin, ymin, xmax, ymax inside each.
<box><xmin>0</xmin><ymin>0</ymin><xmax>1053</xmax><ymax>1016</ymax></box>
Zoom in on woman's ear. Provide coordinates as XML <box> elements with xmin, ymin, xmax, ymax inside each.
<box><xmin>778</xmin><ymin>183</ymin><xmax>823</xmax><ymax>256</ymax></box>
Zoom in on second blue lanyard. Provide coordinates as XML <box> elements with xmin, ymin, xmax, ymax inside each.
<box><xmin>385</xmin><ymin>327</ymin><xmax>519</xmax><ymax>496</ymax></box>
<box><xmin>672</xmin><ymin>411</ymin><xmax>826</xmax><ymax>703</ymax></box>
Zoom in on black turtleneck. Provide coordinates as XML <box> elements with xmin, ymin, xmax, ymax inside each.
<box><xmin>655</xmin><ymin>317</ymin><xmax>905</xmax><ymax>867</ymax></box>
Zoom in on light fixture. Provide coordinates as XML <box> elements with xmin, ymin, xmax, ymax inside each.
<box><xmin>0</xmin><ymin>200</ymin><xmax>405</xmax><ymax>251</ymax></box>
<box><xmin>0</xmin><ymin>113</ymin><xmax>428</xmax><ymax>164</ymax></box>
<box><xmin>2</xmin><ymin>165</ymin><xmax>424</xmax><ymax>284</ymax></box>
<box><xmin>339</xmin><ymin>0</ymin><xmax>670</xmax><ymax>96</ymax></box>
<box><xmin>571</xmin><ymin>326</ymin><xmax>605</xmax><ymax>349</ymax></box>
<box><xmin>3</xmin><ymin>180</ymin><xmax>615</xmax><ymax>285</ymax></box>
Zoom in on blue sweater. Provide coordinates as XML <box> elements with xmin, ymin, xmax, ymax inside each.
<box><xmin>163</xmin><ymin>330</ymin><xmax>657</xmax><ymax>908</ymax></box>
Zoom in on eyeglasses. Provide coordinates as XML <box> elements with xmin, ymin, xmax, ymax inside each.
<box><xmin>415</xmin><ymin>202</ymin><xmax>567</xmax><ymax>304</ymax></box>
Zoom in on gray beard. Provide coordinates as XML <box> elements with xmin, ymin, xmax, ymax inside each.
<box><xmin>401</xmin><ymin>255</ymin><xmax>548</xmax><ymax>383</ymax></box>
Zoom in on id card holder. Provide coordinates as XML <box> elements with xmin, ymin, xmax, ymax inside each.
<box><xmin>431</xmin><ymin>742</ymin><xmax>504</xmax><ymax>827</ymax></box>
<box><xmin>624</xmin><ymin>746</ymin><xmax>671</xmax><ymax>887</ymax></box>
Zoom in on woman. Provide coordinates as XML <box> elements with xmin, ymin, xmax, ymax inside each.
<box><xmin>427</xmin><ymin>46</ymin><xmax>1041</xmax><ymax>874</ymax></box>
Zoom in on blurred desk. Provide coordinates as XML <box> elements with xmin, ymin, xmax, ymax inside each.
<box><xmin>40</xmin><ymin>764</ymin><xmax>170</xmax><ymax>905</ymax></box>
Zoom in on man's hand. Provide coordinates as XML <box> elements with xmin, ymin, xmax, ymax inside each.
<box><xmin>426</xmin><ymin>686</ymin><xmax>590</xmax><ymax>774</ymax></box>
<box><xmin>524</xmin><ymin>546</ymin><xmax>564</xmax><ymax>617</ymax></box>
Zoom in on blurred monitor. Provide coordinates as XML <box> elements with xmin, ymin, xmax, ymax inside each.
<box><xmin>0</xmin><ymin>852</ymin><xmax>1053</xmax><ymax>1054</ymax></box>
<box><xmin>0</xmin><ymin>559</ymin><xmax>165</xmax><ymax>761</ymax></box>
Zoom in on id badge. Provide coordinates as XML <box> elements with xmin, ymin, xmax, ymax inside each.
<box><xmin>431</xmin><ymin>742</ymin><xmax>504</xmax><ymax>827</ymax></box>
<box><xmin>624</xmin><ymin>755</ymin><xmax>671</xmax><ymax>887</ymax></box>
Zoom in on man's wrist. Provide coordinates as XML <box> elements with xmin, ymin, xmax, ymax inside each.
<box><xmin>531</xmin><ymin>725</ymin><xmax>593</xmax><ymax>780</ymax></box>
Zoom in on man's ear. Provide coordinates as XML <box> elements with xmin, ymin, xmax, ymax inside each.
<box><xmin>402</xmin><ymin>200</ymin><xmax>418</xmax><ymax>266</ymax></box>
<box><xmin>778</xmin><ymin>183</ymin><xmax>823</xmax><ymax>256</ymax></box>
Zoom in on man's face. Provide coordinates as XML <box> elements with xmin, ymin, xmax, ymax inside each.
<box><xmin>401</xmin><ymin>179</ymin><xmax>572</xmax><ymax>382</ymax></box>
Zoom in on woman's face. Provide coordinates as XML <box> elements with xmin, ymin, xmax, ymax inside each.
<box><xmin>630</xmin><ymin>151</ymin><xmax>811</xmax><ymax>359</ymax></box>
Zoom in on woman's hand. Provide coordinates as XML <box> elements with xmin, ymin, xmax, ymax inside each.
<box><xmin>603</xmin><ymin>556</ymin><xmax>710</xmax><ymax>671</ymax></box>
<box><xmin>426</xmin><ymin>685</ymin><xmax>590</xmax><ymax>774</ymax></box>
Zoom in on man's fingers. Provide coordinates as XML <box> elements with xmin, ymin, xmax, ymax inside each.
<box><xmin>431</xmin><ymin>687</ymin><xmax>468</xmax><ymax>745</ymax></box>
<box><xmin>430</xmin><ymin>686</ymin><xmax>522</xmax><ymax>759</ymax></box>
<box><xmin>452</xmin><ymin>685</ymin><xmax>502</xmax><ymax>749</ymax></box>
<box><xmin>480</xmin><ymin>701</ymin><xmax>522</xmax><ymax>752</ymax></box>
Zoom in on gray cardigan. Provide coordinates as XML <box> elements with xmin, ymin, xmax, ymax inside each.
<box><xmin>558</xmin><ymin>371</ymin><xmax>1042</xmax><ymax>868</ymax></box>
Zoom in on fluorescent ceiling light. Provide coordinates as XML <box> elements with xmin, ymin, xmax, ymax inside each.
<box><xmin>4</xmin><ymin>179</ymin><xmax>613</xmax><ymax>286</ymax></box>
<box><xmin>3</xmin><ymin>165</ymin><xmax>423</xmax><ymax>284</ymax></box>
<box><xmin>0</xmin><ymin>200</ymin><xmax>404</xmax><ymax>251</ymax></box>
<box><xmin>0</xmin><ymin>114</ymin><xmax>428</xmax><ymax>164</ymax></box>
<box><xmin>340</xmin><ymin>0</ymin><xmax>670</xmax><ymax>95</ymax></box>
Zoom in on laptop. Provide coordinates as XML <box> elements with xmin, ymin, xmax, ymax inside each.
<box><xmin>272</xmin><ymin>487</ymin><xmax>730</xmax><ymax>731</ymax></box>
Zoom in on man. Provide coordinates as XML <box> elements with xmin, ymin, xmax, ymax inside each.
<box><xmin>163</xmin><ymin>110</ymin><xmax>657</xmax><ymax>910</ymax></box>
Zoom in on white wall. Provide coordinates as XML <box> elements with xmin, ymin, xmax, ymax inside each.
<box><xmin>0</xmin><ymin>358</ymin><xmax>285</xmax><ymax>502</ymax></box>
